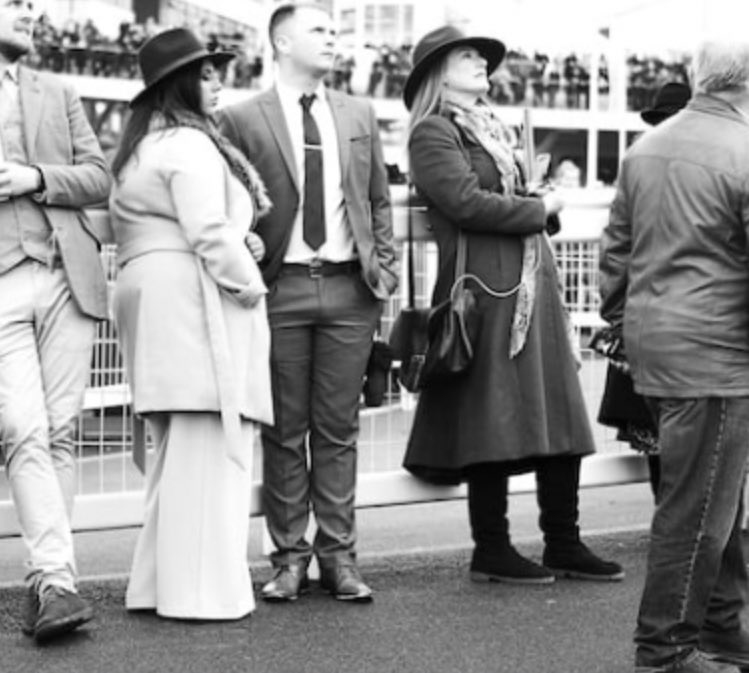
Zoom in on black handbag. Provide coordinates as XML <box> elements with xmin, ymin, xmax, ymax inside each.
<box><xmin>422</xmin><ymin>233</ymin><xmax>480</xmax><ymax>384</ymax></box>
<box><xmin>389</xmin><ymin>191</ymin><xmax>480</xmax><ymax>392</ymax></box>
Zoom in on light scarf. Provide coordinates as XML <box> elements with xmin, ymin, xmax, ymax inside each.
<box><xmin>443</xmin><ymin>100</ymin><xmax>540</xmax><ymax>358</ymax></box>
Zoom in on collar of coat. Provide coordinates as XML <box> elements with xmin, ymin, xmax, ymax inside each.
<box><xmin>687</xmin><ymin>92</ymin><xmax>749</xmax><ymax>126</ymax></box>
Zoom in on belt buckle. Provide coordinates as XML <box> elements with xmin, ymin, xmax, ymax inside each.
<box><xmin>308</xmin><ymin>258</ymin><xmax>323</xmax><ymax>279</ymax></box>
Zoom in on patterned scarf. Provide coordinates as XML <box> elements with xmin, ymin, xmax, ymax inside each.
<box><xmin>166</xmin><ymin>112</ymin><xmax>273</xmax><ymax>220</ymax></box>
<box><xmin>442</xmin><ymin>100</ymin><xmax>540</xmax><ymax>358</ymax></box>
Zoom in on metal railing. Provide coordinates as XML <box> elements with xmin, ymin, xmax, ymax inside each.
<box><xmin>0</xmin><ymin>193</ymin><xmax>644</xmax><ymax>536</ymax></box>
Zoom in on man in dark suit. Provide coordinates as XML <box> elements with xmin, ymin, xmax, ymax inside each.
<box><xmin>220</xmin><ymin>2</ymin><xmax>397</xmax><ymax>603</ymax></box>
<box><xmin>0</xmin><ymin>0</ymin><xmax>110</xmax><ymax>643</ymax></box>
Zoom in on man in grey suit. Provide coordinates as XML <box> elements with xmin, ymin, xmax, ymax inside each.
<box><xmin>221</xmin><ymin>2</ymin><xmax>397</xmax><ymax>603</ymax></box>
<box><xmin>0</xmin><ymin>0</ymin><xmax>110</xmax><ymax>642</ymax></box>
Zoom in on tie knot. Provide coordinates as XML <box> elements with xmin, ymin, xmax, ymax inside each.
<box><xmin>300</xmin><ymin>94</ymin><xmax>316</xmax><ymax>112</ymax></box>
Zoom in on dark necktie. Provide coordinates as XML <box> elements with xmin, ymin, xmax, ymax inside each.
<box><xmin>300</xmin><ymin>94</ymin><xmax>326</xmax><ymax>250</ymax></box>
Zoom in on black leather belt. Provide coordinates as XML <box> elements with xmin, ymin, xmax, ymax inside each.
<box><xmin>280</xmin><ymin>260</ymin><xmax>360</xmax><ymax>279</ymax></box>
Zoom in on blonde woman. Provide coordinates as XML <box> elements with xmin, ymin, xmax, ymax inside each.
<box><xmin>402</xmin><ymin>26</ymin><xmax>622</xmax><ymax>585</ymax></box>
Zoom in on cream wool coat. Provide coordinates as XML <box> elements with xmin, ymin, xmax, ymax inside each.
<box><xmin>110</xmin><ymin>127</ymin><xmax>273</xmax><ymax>429</ymax></box>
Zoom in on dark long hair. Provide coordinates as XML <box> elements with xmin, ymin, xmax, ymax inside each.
<box><xmin>111</xmin><ymin>59</ymin><xmax>204</xmax><ymax>180</ymax></box>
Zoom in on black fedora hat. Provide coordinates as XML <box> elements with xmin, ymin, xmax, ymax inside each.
<box><xmin>640</xmin><ymin>82</ymin><xmax>692</xmax><ymax>126</ymax></box>
<box><xmin>130</xmin><ymin>28</ymin><xmax>235</xmax><ymax>107</ymax></box>
<box><xmin>403</xmin><ymin>25</ymin><xmax>506</xmax><ymax>110</ymax></box>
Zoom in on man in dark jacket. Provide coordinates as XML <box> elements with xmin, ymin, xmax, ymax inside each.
<box><xmin>600</xmin><ymin>38</ymin><xmax>749</xmax><ymax>673</ymax></box>
<box><xmin>220</xmin><ymin>3</ymin><xmax>397</xmax><ymax>603</ymax></box>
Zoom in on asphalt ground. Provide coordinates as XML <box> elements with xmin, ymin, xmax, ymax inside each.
<box><xmin>0</xmin><ymin>482</ymin><xmax>708</xmax><ymax>673</ymax></box>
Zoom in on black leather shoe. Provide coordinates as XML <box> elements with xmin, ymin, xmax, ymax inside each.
<box><xmin>34</xmin><ymin>586</ymin><xmax>94</xmax><ymax>643</ymax></box>
<box><xmin>319</xmin><ymin>565</ymin><xmax>373</xmax><ymax>602</ymax></box>
<box><xmin>260</xmin><ymin>564</ymin><xmax>310</xmax><ymax>602</ymax></box>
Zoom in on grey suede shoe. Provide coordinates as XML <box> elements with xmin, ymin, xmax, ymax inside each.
<box><xmin>34</xmin><ymin>586</ymin><xmax>94</xmax><ymax>644</ymax></box>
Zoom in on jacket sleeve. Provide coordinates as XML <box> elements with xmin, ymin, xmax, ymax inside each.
<box><xmin>408</xmin><ymin>115</ymin><xmax>546</xmax><ymax>235</ymax></box>
<box><xmin>367</xmin><ymin>102</ymin><xmax>399</xmax><ymax>296</ymax></box>
<box><xmin>599</xmin><ymin>166</ymin><xmax>632</xmax><ymax>328</ymax></box>
<box><xmin>217</xmin><ymin>105</ymin><xmax>246</xmax><ymax>156</ymax></box>
<box><xmin>36</xmin><ymin>83</ymin><xmax>111</xmax><ymax>208</ymax></box>
<box><xmin>165</xmin><ymin>129</ymin><xmax>266</xmax><ymax>307</ymax></box>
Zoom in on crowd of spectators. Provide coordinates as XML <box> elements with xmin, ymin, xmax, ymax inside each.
<box><xmin>25</xmin><ymin>13</ymin><xmax>690</xmax><ymax>113</ymax></box>
<box><xmin>486</xmin><ymin>49</ymin><xmax>689</xmax><ymax>111</ymax></box>
<box><xmin>329</xmin><ymin>43</ymin><xmax>689</xmax><ymax>113</ymax></box>
<box><xmin>28</xmin><ymin>13</ymin><xmax>262</xmax><ymax>87</ymax></box>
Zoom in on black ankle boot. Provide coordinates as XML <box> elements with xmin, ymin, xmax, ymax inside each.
<box><xmin>536</xmin><ymin>456</ymin><xmax>624</xmax><ymax>581</ymax></box>
<box><xmin>543</xmin><ymin>540</ymin><xmax>624</xmax><ymax>581</ymax></box>
<box><xmin>471</xmin><ymin>546</ymin><xmax>554</xmax><ymax>585</ymax></box>
<box><xmin>467</xmin><ymin>465</ymin><xmax>555</xmax><ymax>585</ymax></box>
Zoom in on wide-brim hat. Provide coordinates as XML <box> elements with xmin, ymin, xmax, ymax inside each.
<box><xmin>130</xmin><ymin>27</ymin><xmax>235</xmax><ymax>107</ymax></box>
<box><xmin>403</xmin><ymin>25</ymin><xmax>506</xmax><ymax>110</ymax></box>
<box><xmin>640</xmin><ymin>82</ymin><xmax>692</xmax><ymax>126</ymax></box>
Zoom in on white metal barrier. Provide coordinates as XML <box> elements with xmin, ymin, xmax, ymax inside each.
<box><xmin>0</xmin><ymin>191</ymin><xmax>640</xmax><ymax>536</ymax></box>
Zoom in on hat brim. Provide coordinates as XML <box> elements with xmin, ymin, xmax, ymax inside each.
<box><xmin>403</xmin><ymin>36</ymin><xmax>506</xmax><ymax>110</ymax></box>
<box><xmin>130</xmin><ymin>50</ymin><xmax>235</xmax><ymax>108</ymax></box>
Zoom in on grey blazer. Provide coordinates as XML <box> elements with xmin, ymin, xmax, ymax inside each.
<box><xmin>19</xmin><ymin>66</ymin><xmax>111</xmax><ymax>319</ymax></box>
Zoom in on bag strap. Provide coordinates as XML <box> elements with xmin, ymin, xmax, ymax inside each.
<box><xmin>450</xmin><ymin>236</ymin><xmax>542</xmax><ymax>302</ymax></box>
<box><xmin>454</xmin><ymin>229</ymin><xmax>467</xmax><ymax>286</ymax></box>
<box><xmin>410</xmin><ymin>183</ymin><xmax>541</xmax><ymax>305</ymax></box>
<box><xmin>406</xmin><ymin>182</ymin><xmax>420</xmax><ymax>309</ymax></box>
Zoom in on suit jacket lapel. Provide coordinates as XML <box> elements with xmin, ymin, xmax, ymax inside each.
<box><xmin>259</xmin><ymin>89</ymin><xmax>299</xmax><ymax>193</ymax></box>
<box><xmin>18</xmin><ymin>67</ymin><xmax>43</xmax><ymax>160</ymax></box>
<box><xmin>327</xmin><ymin>89</ymin><xmax>351</xmax><ymax>179</ymax></box>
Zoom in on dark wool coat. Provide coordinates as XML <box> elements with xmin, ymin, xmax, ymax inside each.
<box><xmin>403</xmin><ymin>112</ymin><xmax>596</xmax><ymax>485</ymax></box>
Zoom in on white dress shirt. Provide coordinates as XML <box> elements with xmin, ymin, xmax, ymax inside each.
<box><xmin>275</xmin><ymin>81</ymin><xmax>355</xmax><ymax>263</ymax></box>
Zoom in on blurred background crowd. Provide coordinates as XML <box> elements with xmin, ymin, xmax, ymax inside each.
<box><xmin>29</xmin><ymin>13</ymin><xmax>264</xmax><ymax>87</ymax></box>
<box><xmin>25</xmin><ymin>11</ymin><xmax>690</xmax><ymax>112</ymax></box>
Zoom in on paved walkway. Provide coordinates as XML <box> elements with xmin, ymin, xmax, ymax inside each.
<box><xmin>1</xmin><ymin>533</ymin><xmax>651</xmax><ymax>673</ymax></box>
<box><xmin>0</xmin><ymin>483</ymin><xmax>686</xmax><ymax>673</ymax></box>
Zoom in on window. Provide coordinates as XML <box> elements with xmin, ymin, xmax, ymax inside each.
<box><xmin>362</xmin><ymin>3</ymin><xmax>414</xmax><ymax>46</ymax></box>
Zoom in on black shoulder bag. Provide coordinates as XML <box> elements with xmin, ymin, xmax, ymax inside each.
<box><xmin>388</xmin><ymin>189</ymin><xmax>481</xmax><ymax>392</ymax></box>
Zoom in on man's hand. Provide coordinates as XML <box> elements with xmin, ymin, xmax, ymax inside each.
<box><xmin>0</xmin><ymin>162</ymin><xmax>42</xmax><ymax>201</ymax></box>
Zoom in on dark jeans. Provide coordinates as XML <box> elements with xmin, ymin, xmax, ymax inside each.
<box><xmin>261</xmin><ymin>270</ymin><xmax>381</xmax><ymax>568</ymax></box>
<box><xmin>635</xmin><ymin>396</ymin><xmax>749</xmax><ymax>668</ymax></box>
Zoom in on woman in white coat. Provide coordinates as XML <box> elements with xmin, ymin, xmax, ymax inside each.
<box><xmin>109</xmin><ymin>28</ymin><xmax>273</xmax><ymax>620</ymax></box>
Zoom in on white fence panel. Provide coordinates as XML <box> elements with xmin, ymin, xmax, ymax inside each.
<box><xmin>0</xmin><ymin>192</ymin><xmax>640</xmax><ymax>536</ymax></box>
